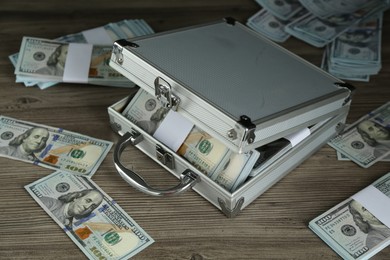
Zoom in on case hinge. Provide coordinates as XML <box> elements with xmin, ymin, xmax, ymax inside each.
<box><xmin>154</xmin><ymin>77</ymin><xmax>180</xmax><ymax>110</ymax></box>
<box><xmin>156</xmin><ymin>144</ymin><xmax>175</xmax><ymax>170</ymax></box>
<box><xmin>228</xmin><ymin>115</ymin><xmax>256</xmax><ymax>145</ymax></box>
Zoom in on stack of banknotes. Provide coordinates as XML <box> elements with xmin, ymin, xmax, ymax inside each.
<box><xmin>309</xmin><ymin>171</ymin><xmax>390</xmax><ymax>259</ymax></box>
<box><xmin>121</xmin><ymin>88</ymin><xmax>263</xmax><ymax>192</ymax></box>
<box><xmin>321</xmin><ymin>13</ymin><xmax>383</xmax><ymax>82</ymax></box>
<box><xmin>0</xmin><ymin>115</ymin><xmax>154</xmax><ymax>259</ymax></box>
<box><xmin>10</xmin><ymin>19</ymin><xmax>154</xmax><ymax>89</ymax></box>
<box><xmin>328</xmin><ymin>101</ymin><xmax>390</xmax><ymax>168</ymax></box>
<box><xmin>120</xmin><ymin>88</ymin><xmax>317</xmax><ymax>193</ymax></box>
<box><xmin>246</xmin><ymin>0</ymin><xmax>389</xmax><ymax>81</ymax></box>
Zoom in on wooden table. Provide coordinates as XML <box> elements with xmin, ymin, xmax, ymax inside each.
<box><xmin>1</xmin><ymin>1</ymin><xmax>389</xmax><ymax>259</ymax></box>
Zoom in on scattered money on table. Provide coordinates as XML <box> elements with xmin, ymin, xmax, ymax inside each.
<box><xmin>309</xmin><ymin>171</ymin><xmax>390</xmax><ymax>260</ymax></box>
<box><xmin>285</xmin><ymin>0</ymin><xmax>387</xmax><ymax>48</ymax></box>
<box><xmin>25</xmin><ymin>171</ymin><xmax>154</xmax><ymax>259</ymax></box>
<box><xmin>328</xmin><ymin>101</ymin><xmax>390</xmax><ymax>168</ymax></box>
<box><xmin>246</xmin><ymin>0</ymin><xmax>389</xmax><ymax>81</ymax></box>
<box><xmin>255</xmin><ymin>0</ymin><xmax>304</xmax><ymax>21</ymax></box>
<box><xmin>9</xmin><ymin>19</ymin><xmax>154</xmax><ymax>89</ymax></box>
<box><xmin>0</xmin><ymin>115</ymin><xmax>112</xmax><ymax>177</ymax></box>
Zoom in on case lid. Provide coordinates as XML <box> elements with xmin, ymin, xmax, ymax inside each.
<box><xmin>111</xmin><ymin>18</ymin><xmax>352</xmax><ymax>153</ymax></box>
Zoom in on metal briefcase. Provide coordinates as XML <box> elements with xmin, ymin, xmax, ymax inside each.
<box><xmin>107</xmin><ymin>18</ymin><xmax>353</xmax><ymax>217</ymax></box>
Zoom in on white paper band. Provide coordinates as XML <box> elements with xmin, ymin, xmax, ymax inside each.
<box><xmin>63</xmin><ymin>43</ymin><xmax>93</xmax><ymax>83</ymax></box>
<box><xmin>82</xmin><ymin>27</ymin><xmax>113</xmax><ymax>45</ymax></box>
<box><xmin>284</xmin><ymin>127</ymin><xmax>310</xmax><ymax>147</ymax></box>
<box><xmin>153</xmin><ymin>110</ymin><xmax>194</xmax><ymax>152</ymax></box>
<box><xmin>352</xmin><ymin>185</ymin><xmax>390</xmax><ymax>228</ymax></box>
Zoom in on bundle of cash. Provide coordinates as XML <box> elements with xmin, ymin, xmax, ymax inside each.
<box><xmin>10</xmin><ymin>19</ymin><xmax>154</xmax><ymax>89</ymax></box>
<box><xmin>298</xmin><ymin>0</ymin><xmax>377</xmax><ymax>19</ymax></box>
<box><xmin>247</xmin><ymin>8</ymin><xmax>307</xmax><ymax>43</ymax></box>
<box><xmin>247</xmin><ymin>0</ymin><xmax>389</xmax><ymax>49</ymax></box>
<box><xmin>285</xmin><ymin>0</ymin><xmax>388</xmax><ymax>48</ymax></box>
<box><xmin>321</xmin><ymin>13</ymin><xmax>383</xmax><ymax>82</ymax></box>
<box><xmin>211</xmin><ymin>150</ymin><xmax>260</xmax><ymax>192</ymax></box>
<box><xmin>309</xmin><ymin>171</ymin><xmax>390</xmax><ymax>260</ymax></box>
<box><xmin>121</xmin><ymin>88</ymin><xmax>261</xmax><ymax>192</ymax></box>
<box><xmin>26</xmin><ymin>171</ymin><xmax>154</xmax><ymax>259</ymax></box>
<box><xmin>0</xmin><ymin>115</ymin><xmax>112</xmax><ymax>177</ymax></box>
<box><xmin>328</xmin><ymin>101</ymin><xmax>390</xmax><ymax>168</ymax></box>
<box><xmin>247</xmin><ymin>0</ymin><xmax>306</xmax><ymax>42</ymax></box>
<box><xmin>247</xmin><ymin>1</ymin><xmax>389</xmax><ymax>82</ymax></box>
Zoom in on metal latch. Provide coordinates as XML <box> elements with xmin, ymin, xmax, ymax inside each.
<box><xmin>112</xmin><ymin>39</ymin><xmax>138</xmax><ymax>65</ymax></box>
<box><xmin>154</xmin><ymin>77</ymin><xmax>180</xmax><ymax>110</ymax></box>
<box><xmin>156</xmin><ymin>144</ymin><xmax>175</xmax><ymax>170</ymax></box>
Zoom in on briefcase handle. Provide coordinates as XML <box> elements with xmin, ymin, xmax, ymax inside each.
<box><xmin>114</xmin><ymin>131</ymin><xmax>200</xmax><ymax>196</ymax></box>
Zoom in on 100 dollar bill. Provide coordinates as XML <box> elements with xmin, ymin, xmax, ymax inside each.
<box><xmin>328</xmin><ymin>101</ymin><xmax>390</xmax><ymax>168</ymax></box>
<box><xmin>25</xmin><ymin>171</ymin><xmax>154</xmax><ymax>259</ymax></box>
<box><xmin>14</xmin><ymin>37</ymin><xmax>127</xmax><ymax>84</ymax></box>
<box><xmin>0</xmin><ymin>116</ymin><xmax>112</xmax><ymax>177</ymax></box>
<box><xmin>309</xmin><ymin>171</ymin><xmax>390</xmax><ymax>259</ymax></box>
<box><xmin>177</xmin><ymin>126</ymin><xmax>232</xmax><ymax>177</ymax></box>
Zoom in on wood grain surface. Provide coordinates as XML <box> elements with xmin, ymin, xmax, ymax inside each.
<box><xmin>0</xmin><ymin>1</ymin><xmax>389</xmax><ymax>259</ymax></box>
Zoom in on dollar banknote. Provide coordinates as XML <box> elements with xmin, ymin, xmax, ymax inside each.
<box><xmin>247</xmin><ymin>9</ymin><xmax>292</xmax><ymax>43</ymax></box>
<box><xmin>309</xmin><ymin>171</ymin><xmax>390</xmax><ymax>259</ymax></box>
<box><xmin>177</xmin><ymin>126</ymin><xmax>232</xmax><ymax>178</ymax></box>
<box><xmin>0</xmin><ymin>115</ymin><xmax>112</xmax><ymax>177</ymax></box>
<box><xmin>321</xmin><ymin>44</ymin><xmax>370</xmax><ymax>82</ymax></box>
<box><xmin>255</xmin><ymin>0</ymin><xmax>304</xmax><ymax>21</ymax></box>
<box><xmin>285</xmin><ymin>0</ymin><xmax>389</xmax><ymax>47</ymax></box>
<box><xmin>25</xmin><ymin>171</ymin><xmax>154</xmax><ymax>259</ymax></box>
<box><xmin>212</xmin><ymin>149</ymin><xmax>260</xmax><ymax>192</ymax></box>
<box><xmin>325</xmin><ymin>13</ymin><xmax>383</xmax><ymax>81</ymax></box>
<box><xmin>14</xmin><ymin>37</ymin><xmax>129</xmax><ymax>85</ymax></box>
<box><xmin>298</xmin><ymin>0</ymin><xmax>369</xmax><ymax>19</ymax></box>
<box><xmin>122</xmin><ymin>88</ymin><xmax>170</xmax><ymax>135</ymax></box>
<box><xmin>337</xmin><ymin>150</ymin><xmax>390</xmax><ymax>162</ymax></box>
<box><xmin>9</xmin><ymin>19</ymin><xmax>154</xmax><ymax>89</ymax></box>
<box><xmin>328</xmin><ymin>102</ymin><xmax>390</xmax><ymax>168</ymax></box>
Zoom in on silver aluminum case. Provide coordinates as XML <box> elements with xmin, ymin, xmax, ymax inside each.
<box><xmin>109</xmin><ymin>19</ymin><xmax>352</xmax><ymax>154</ymax></box>
<box><xmin>108</xmin><ymin>97</ymin><xmax>350</xmax><ymax>217</ymax></box>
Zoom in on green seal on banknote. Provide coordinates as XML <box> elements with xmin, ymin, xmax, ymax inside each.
<box><xmin>71</xmin><ymin>149</ymin><xmax>86</xmax><ymax>159</ymax></box>
<box><xmin>198</xmin><ymin>139</ymin><xmax>213</xmax><ymax>155</ymax></box>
